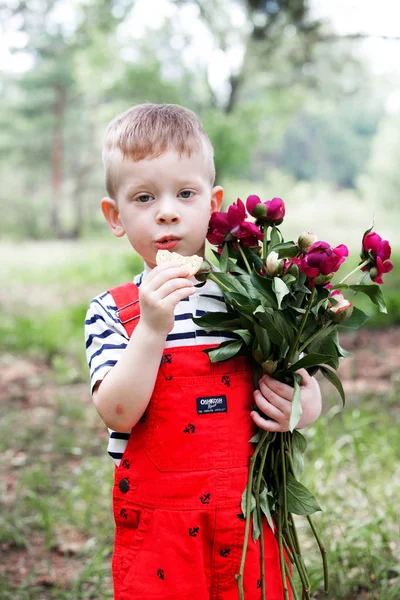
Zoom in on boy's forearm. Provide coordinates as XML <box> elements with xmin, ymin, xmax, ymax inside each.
<box><xmin>93</xmin><ymin>321</ymin><xmax>166</xmax><ymax>431</ymax></box>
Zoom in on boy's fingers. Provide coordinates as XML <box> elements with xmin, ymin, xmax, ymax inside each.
<box><xmin>156</xmin><ymin>277</ymin><xmax>195</xmax><ymax>300</ymax></box>
<box><xmin>295</xmin><ymin>368</ymin><xmax>311</xmax><ymax>386</ymax></box>
<box><xmin>142</xmin><ymin>265</ymin><xmax>191</xmax><ymax>291</ymax></box>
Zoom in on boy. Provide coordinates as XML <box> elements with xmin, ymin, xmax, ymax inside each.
<box><xmin>85</xmin><ymin>104</ymin><xmax>322</xmax><ymax>600</ymax></box>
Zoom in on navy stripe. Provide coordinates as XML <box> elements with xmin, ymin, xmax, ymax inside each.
<box><xmin>99</xmin><ymin>291</ymin><xmax>110</xmax><ymax>300</ymax></box>
<box><xmin>174</xmin><ymin>313</ymin><xmax>193</xmax><ymax>321</ymax></box>
<box><xmin>91</xmin><ymin>359</ymin><xmax>118</xmax><ymax>377</ymax></box>
<box><xmin>108</xmin><ymin>451</ymin><xmax>123</xmax><ymax>459</ymax></box>
<box><xmin>110</xmin><ymin>432</ymin><xmax>131</xmax><ymax>440</ymax></box>
<box><xmin>86</xmin><ymin>329</ymin><xmax>119</xmax><ymax>349</ymax></box>
<box><xmin>91</xmin><ymin>299</ymin><xmax>120</xmax><ymax>325</ymax></box>
<box><xmin>89</xmin><ymin>343</ymin><xmax>127</xmax><ymax>369</ymax></box>
<box><xmin>85</xmin><ymin>314</ymin><xmax>108</xmax><ymax>326</ymax></box>
<box><xmin>166</xmin><ymin>331</ymin><xmax>196</xmax><ymax>341</ymax></box>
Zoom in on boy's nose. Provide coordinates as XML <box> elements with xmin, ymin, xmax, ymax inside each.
<box><xmin>156</xmin><ymin>201</ymin><xmax>180</xmax><ymax>224</ymax></box>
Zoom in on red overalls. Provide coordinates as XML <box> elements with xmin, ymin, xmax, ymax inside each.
<box><xmin>108</xmin><ymin>283</ymin><xmax>289</xmax><ymax>600</ymax></box>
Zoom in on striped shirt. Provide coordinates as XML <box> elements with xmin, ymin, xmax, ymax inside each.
<box><xmin>85</xmin><ymin>268</ymin><xmax>238</xmax><ymax>465</ymax></box>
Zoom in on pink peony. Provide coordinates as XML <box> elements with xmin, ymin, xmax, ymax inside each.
<box><xmin>294</xmin><ymin>241</ymin><xmax>348</xmax><ymax>284</ymax></box>
<box><xmin>246</xmin><ymin>195</ymin><xmax>286</xmax><ymax>225</ymax></box>
<box><xmin>207</xmin><ymin>198</ymin><xmax>264</xmax><ymax>248</ymax></box>
<box><xmin>361</xmin><ymin>231</ymin><xmax>394</xmax><ymax>284</ymax></box>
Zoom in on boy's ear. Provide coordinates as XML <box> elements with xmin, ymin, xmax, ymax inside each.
<box><xmin>211</xmin><ymin>186</ymin><xmax>224</xmax><ymax>213</ymax></box>
<box><xmin>101</xmin><ymin>197</ymin><xmax>126</xmax><ymax>237</ymax></box>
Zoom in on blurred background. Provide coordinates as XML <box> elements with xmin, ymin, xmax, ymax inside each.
<box><xmin>0</xmin><ymin>1</ymin><xmax>399</xmax><ymax>598</ymax></box>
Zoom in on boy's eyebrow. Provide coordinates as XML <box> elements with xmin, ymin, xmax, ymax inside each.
<box><xmin>124</xmin><ymin>178</ymin><xmax>205</xmax><ymax>194</ymax></box>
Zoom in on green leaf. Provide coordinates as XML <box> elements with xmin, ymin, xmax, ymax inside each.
<box><xmin>250</xmin><ymin>271</ymin><xmax>278</xmax><ymax>308</ymax></box>
<box><xmin>270</xmin><ymin>226</ymin><xmax>281</xmax><ymax>250</ymax></box>
<box><xmin>252</xmin><ymin>507</ymin><xmax>261</xmax><ymax>542</ymax></box>
<box><xmin>259</xmin><ymin>486</ymin><xmax>274</xmax><ymax>531</ymax></box>
<box><xmin>254</xmin><ymin>323</ymin><xmax>271</xmax><ymax>359</ymax></box>
<box><xmin>288</xmin><ymin>353</ymin><xmax>331</xmax><ymax>372</ymax></box>
<box><xmin>289</xmin><ymin>373</ymin><xmax>303</xmax><ymax>432</ymax></box>
<box><xmin>337</xmin><ymin>283</ymin><xmax>387</xmax><ymax>314</ymax></box>
<box><xmin>274</xmin><ymin>242</ymin><xmax>299</xmax><ymax>258</ymax></box>
<box><xmin>273</xmin><ymin>277</ymin><xmax>290</xmax><ymax>309</ymax></box>
<box><xmin>285</xmin><ymin>472</ymin><xmax>322</xmax><ymax>516</ymax></box>
<box><xmin>291</xmin><ymin>431</ymin><xmax>307</xmax><ymax>479</ymax></box>
<box><xmin>339</xmin><ymin>306</ymin><xmax>370</xmax><ymax>329</ymax></box>
<box><xmin>320</xmin><ymin>365</ymin><xmax>346</xmax><ymax>407</ymax></box>
<box><xmin>193</xmin><ymin>312</ymin><xmax>241</xmax><ymax>330</ymax></box>
<box><xmin>235</xmin><ymin>329</ymin><xmax>253</xmax><ymax>346</ymax></box>
<box><xmin>204</xmin><ymin>340</ymin><xmax>243</xmax><ymax>363</ymax></box>
<box><xmin>248</xmin><ymin>431</ymin><xmax>261</xmax><ymax>443</ymax></box>
<box><xmin>241</xmin><ymin>485</ymin><xmax>256</xmax><ymax>516</ymax></box>
<box><xmin>220</xmin><ymin>243</ymin><xmax>229</xmax><ymax>272</ymax></box>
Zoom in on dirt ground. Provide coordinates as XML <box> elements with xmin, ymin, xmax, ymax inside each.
<box><xmin>1</xmin><ymin>327</ymin><xmax>399</xmax><ymax>597</ymax></box>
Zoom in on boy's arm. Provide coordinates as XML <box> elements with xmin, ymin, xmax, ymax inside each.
<box><xmin>93</xmin><ymin>264</ymin><xmax>195</xmax><ymax>431</ymax></box>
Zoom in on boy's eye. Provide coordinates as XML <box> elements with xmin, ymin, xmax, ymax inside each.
<box><xmin>136</xmin><ymin>194</ymin><xmax>152</xmax><ymax>203</ymax></box>
<box><xmin>179</xmin><ymin>190</ymin><xmax>193</xmax><ymax>199</ymax></box>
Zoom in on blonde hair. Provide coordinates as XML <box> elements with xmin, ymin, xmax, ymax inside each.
<box><xmin>103</xmin><ymin>103</ymin><xmax>215</xmax><ymax>199</ymax></box>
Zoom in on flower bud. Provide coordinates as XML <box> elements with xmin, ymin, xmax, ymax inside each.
<box><xmin>369</xmin><ymin>267</ymin><xmax>378</xmax><ymax>281</ymax></box>
<box><xmin>265</xmin><ymin>251</ymin><xmax>284</xmax><ymax>277</ymax></box>
<box><xmin>328</xmin><ymin>290</ymin><xmax>353</xmax><ymax>323</ymax></box>
<box><xmin>313</xmin><ymin>272</ymin><xmax>334</xmax><ymax>285</ymax></box>
<box><xmin>288</xmin><ymin>263</ymin><xmax>299</xmax><ymax>278</ymax></box>
<box><xmin>252</xmin><ymin>203</ymin><xmax>268</xmax><ymax>219</ymax></box>
<box><xmin>261</xmin><ymin>360</ymin><xmax>278</xmax><ymax>375</ymax></box>
<box><xmin>298</xmin><ymin>231</ymin><xmax>318</xmax><ymax>251</ymax></box>
<box><xmin>329</xmin><ymin>302</ymin><xmax>353</xmax><ymax>323</ymax></box>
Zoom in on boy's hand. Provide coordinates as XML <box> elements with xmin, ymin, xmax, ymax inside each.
<box><xmin>139</xmin><ymin>263</ymin><xmax>196</xmax><ymax>335</ymax></box>
<box><xmin>250</xmin><ymin>369</ymin><xmax>322</xmax><ymax>432</ymax></box>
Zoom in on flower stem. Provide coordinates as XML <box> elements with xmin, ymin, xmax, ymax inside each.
<box><xmin>255</xmin><ymin>433</ymin><xmax>275</xmax><ymax>600</ymax></box>
<box><xmin>238</xmin><ymin>430</ymin><xmax>268</xmax><ymax>599</ymax></box>
<box><xmin>285</xmin><ymin>287</ymin><xmax>316</xmax><ymax>368</ymax></box>
<box><xmin>262</xmin><ymin>226</ymin><xmax>269</xmax><ymax>261</ymax></box>
<box><xmin>307</xmin><ymin>515</ymin><xmax>329</xmax><ymax>594</ymax></box>
<box><xmin>237</xmin><ymin>242</ymin><xmax>252</xmax><ymax>275</ymax></box>
<box><xmin>208</xmin><ymin>271</ymin><xmax>231</xmax><ymax>293</ymax></box>
<box><xmin>298</xmin><ymin>323</ymin><xmax>332</xmax><ymax>354</ymax></box>
<box><xmin>339</xmin><ymin>258</ymin><xmax>370</xmax><ymax>284</ymax></box>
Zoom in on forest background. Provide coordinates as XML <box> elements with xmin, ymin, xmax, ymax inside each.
<box><xmin>0</xmin><ymin>0</ymin><xmax>399</xmax><ymax>598</ymax></box>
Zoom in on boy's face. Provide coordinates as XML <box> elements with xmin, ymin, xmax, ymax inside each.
<box><xmin>101</xmin><ymin>149</ymin><xmax>223</xmax><ymax>269</ymax></box>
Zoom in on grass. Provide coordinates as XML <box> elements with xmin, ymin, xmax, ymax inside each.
<box><xmin>0</xmin><ymin>236</ymin><xmax>399</xmax><ymax>598</ymax></box>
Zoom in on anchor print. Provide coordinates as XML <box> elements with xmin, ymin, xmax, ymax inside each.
<box><xmin>121</xmin><ymin>458</ymin><xmax>130</xmax><ymax>469</ymax></box>
<box><xmin>220</xmin><ymin>548</ymin><xmax>231</xmax><ymax>558</ymax></box>
<box><xmin>221</xmin><ymin>375</ymin><xmax>231</xmax><ymax>386</ymax></box>
<box><xmin>184</xmin><ymin>424</ymin><xmax>196</xmax><ymax>434</ymax></box>
<box><xmin>160</xmin><ymin>354</ymin><xmax>172</xmax><ymax>366</ymax></box>
<box><xmin>156</xmin><ymin>569</ymin><xmax>165</xmax><ymax>580</ymax></box>
<box><xmin>119</xmin><ymin>508</ymin><xmax>128</xmax><ymax>519</ymax></box>
<box><xmin>188</xmin><ymin>527</ymin><xmax>199</xmax><ymax>537</ymax></box>
<box><xmin>200</xmin><ymin>493</ymin><xmax>211</xmax><ymax>504</ymax></box>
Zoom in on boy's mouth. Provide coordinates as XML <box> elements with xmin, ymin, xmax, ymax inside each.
<box><xmin>155</xmin><ymin>236</ymin><xmax>181</xmax><ymax>251</ymax></box>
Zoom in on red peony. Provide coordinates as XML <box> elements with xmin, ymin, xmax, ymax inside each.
<box><xmin>295</xmin><ymin>241</ymin><xmax>348</xmax><ymax>284</ymax></box>
<box><xmin>207</xmin><ymin>198</ymin><xmax>264</xmax><ymax>248</ymax></box>
<box><xmin>246</xmin><ymin>195</ymin><xmax>286</xmax><ymax>225</ymax></box>
<box><xmin>361</xmin><ymin>231</ymin><xmax>394</xmax><ymax>284</ymax></box>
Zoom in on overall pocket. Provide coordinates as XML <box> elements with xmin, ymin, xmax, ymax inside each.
<box><xmin>113</xmin><ymin>504</ymin><xmax>154</xmax><ymax>586</ymax></box>
<box><xmin>144</xmin><ymin>372</ymin><xmax>254</xmax><ymax>472</ymax></box>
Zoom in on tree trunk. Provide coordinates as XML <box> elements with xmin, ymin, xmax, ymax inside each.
<box><xmin>50</xmin><ymin>84</ymin><xmax>66</xmax><ymax>237</ymax></box>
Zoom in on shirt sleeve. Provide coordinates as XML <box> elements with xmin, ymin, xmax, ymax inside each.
<box><xmin>84</xmin><ymin>291</ymin><xmax>129</xmax><ymax>393</ymax></box>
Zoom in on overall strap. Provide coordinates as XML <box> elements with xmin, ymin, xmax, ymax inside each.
<box><xmin>108</xmin><ymin>282</ymin><xmax>140</xmax><ymax>338</ymax></box>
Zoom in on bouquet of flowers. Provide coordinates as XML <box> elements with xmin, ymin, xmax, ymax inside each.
<box><xmin>194</xmin><ymin>195</ymin><xmax>393</xmax><ymax>600</ymax></box>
